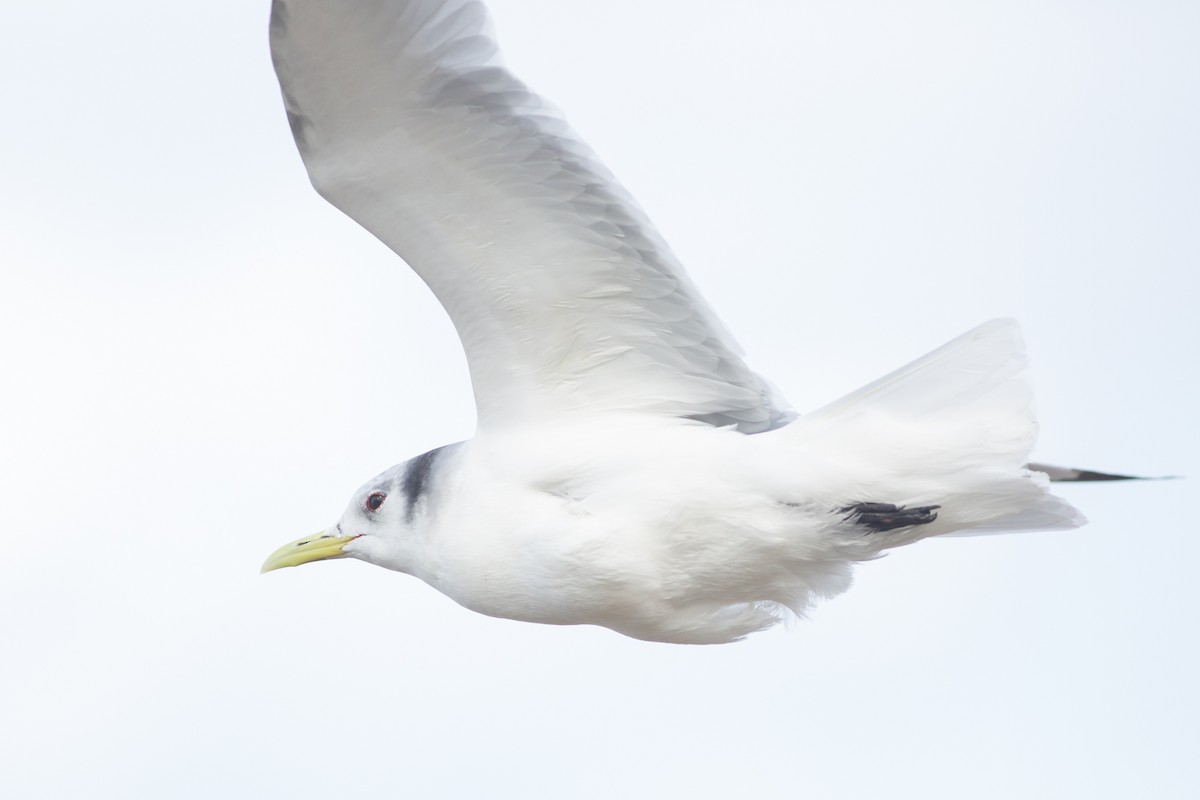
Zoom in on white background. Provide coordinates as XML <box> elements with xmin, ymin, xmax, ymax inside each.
<box><xmin>2</xmin><ymin>1</ymin><xmax>1197</xmax><ymax>798</ymax></box>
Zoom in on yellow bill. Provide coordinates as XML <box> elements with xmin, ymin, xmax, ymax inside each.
<box><xmin>261</xmin><ymin>532</ymin><xmax>359</xmax><ymax>573</ymax></box>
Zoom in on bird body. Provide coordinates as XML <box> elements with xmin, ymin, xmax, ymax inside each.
<box><xmin>261</xmin><ymin>0</ymin><xmax>1115</xmax><ymax>643</ymax></box>
<box><xmin>364</xmin><ymin>417</ymin><xmax>848</xmax><ymax>644</ymax></box>
<box><xmin>316</xmin><ymin>320</ymin><xmax>1077</xmax><ymax>644</ymax></box>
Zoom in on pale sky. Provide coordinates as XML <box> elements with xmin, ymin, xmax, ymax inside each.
<box><xmin>2</xmin><ymin>2</ymin><xmax>1197</xmax><ymax>798</ymax></box>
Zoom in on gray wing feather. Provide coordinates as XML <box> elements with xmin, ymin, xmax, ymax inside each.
<box><xmin>270</xmin><ymin>0</ymin><xmax>794</xmax><ymax>432</ymax></box>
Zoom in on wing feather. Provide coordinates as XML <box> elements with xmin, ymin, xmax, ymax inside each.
<box><xmin>270</xmin><ymin>0</ymin><xmax>793</xmax><ymax>431</ymax></box>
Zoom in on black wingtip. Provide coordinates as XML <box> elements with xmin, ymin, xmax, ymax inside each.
<box><xmin>841</xmin><ymin>502</ymin><xmax>940</xmax><ymax>532</ymax></box>
<box><xmin>1026</xmin><ymin>463</ymin><xmax>1181</xmax><ymax>482</ymax></box>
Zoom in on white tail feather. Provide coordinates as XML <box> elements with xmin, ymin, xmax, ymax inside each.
<box><xmin>793</xmin><ymin>319</ymin><xmax>1084</xmax><ymax>537</ymax></box>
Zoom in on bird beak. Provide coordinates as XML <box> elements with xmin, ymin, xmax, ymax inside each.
<box><xmin>261</xmin><ymin>532</ymin><xmax>360</xmax><ymax>573</ymax></box>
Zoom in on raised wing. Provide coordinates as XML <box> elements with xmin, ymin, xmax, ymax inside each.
<box><xmin>270</xmin><ymin>0</ymin><xmax>793</xmax><ymax>432</ymax></box>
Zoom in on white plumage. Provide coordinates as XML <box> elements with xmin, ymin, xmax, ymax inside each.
<box><xmin>262</xmin><ymin>0</ymin><xmax>1089</xmax><ymax>644</ymax></box>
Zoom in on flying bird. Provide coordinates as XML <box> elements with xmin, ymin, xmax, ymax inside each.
<box><xmin>261</xmin><ymin>0</ymin><xmax>1135</xmax><ymax>643</ymax></box>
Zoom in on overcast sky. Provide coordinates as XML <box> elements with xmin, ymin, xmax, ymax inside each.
<box><xmin>2</xmin><ymin>2</ymin><xmax>1197</xmax><ymax>798</ymax></box>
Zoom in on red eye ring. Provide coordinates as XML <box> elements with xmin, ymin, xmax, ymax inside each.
<box><xmin>366</xmin><ymin>492</ymin><xmax>386</xmax><ymax>512</ymax></box>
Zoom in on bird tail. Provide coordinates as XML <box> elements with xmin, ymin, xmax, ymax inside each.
<box><xmin>789</xmin><ymin>319</ymin><xmax>1084</xmax><ymax>537</ymax></box>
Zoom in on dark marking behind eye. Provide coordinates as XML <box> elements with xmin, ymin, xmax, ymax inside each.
<box><xmin>402</xmin><ymin>445</ymin><xmax>446</xmax><ymax>522</ymax></box>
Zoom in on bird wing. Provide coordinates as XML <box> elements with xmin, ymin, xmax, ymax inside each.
<box><xmin>269</xmin><ymin>0</ymin><xmax>794</xmax><ymax>432</ymax></box>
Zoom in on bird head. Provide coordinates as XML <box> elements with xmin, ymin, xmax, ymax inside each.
<box><xmin>260</xmin><ymin>451</ymin><xmax>443</xmax><ymax>576</ymax></box>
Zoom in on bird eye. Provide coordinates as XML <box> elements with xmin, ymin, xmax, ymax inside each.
<box><xmin>366</xmin><ymin>492</ymin><xmax>386</xmax><ymax>512</ymax></box>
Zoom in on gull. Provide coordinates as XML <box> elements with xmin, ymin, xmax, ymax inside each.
<box><xmin>261</xmin><ymin>0</ymin><xmax>1135</xmax><ymax>644</ymax></box>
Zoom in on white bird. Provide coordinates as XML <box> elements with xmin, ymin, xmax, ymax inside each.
<box><xmin>261</xmin><ymin>0</ymin><xmax>1134</xmax><ymax>644</ymax></box>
